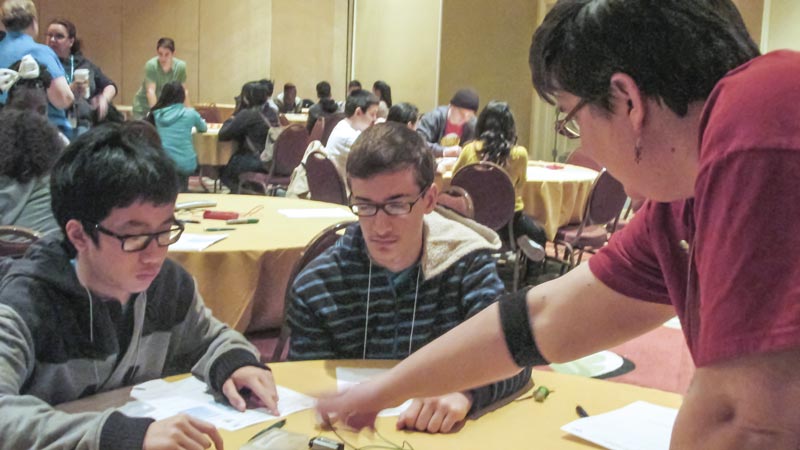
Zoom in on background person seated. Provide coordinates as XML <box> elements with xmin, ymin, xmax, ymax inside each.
<box><xmin>0</xmin><ymin>122</ymin><xmax>278</xmax><ymax>450</ymax></box>
<box><xmin>275</xmin><ymin>82</ymin><xmax>302</xmax><ymax>113</ymax></box>
<box><xmin>417</xmin><ymin>88</ymin><xmax>479</xmax><ymax>157</ymax></box>
<box><xmin>287</xmin><ymin>122</ymin><xmax>531</xmax><ymax>433</ymax></box>
<box><xmin>306</xmin><ymin>80</ymin><xmax>339</xmax><ymax>134</ymax></box>
<box><xmin>324</xmin><ymin>88</ymin><xmax>379</xmax><ymax>181</ymax></box>
<box><xmin>386</xmin><ymin>102</ymin><xmax>419</xmax><ymax>130</ymax></box>
<box><xmin>0</xmin><ymin>109</ymin><xmax>64</xmax><ymax>236</ymax></box>
<box><xmin>219</xmin><ymin>80</ymin><xmax>271</xmax><ymax>193</ymax></box>
<box><xmin>147</xmin><ymin>80</ymin><xmax>206</xmax><ymax>191</ymax></box>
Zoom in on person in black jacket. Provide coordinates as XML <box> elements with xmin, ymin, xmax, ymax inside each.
<box><xmin>306</xmin><ymin>80</ymin><xmax>339</xmax><ymax>134</ymax></box>
<box><xmin>218</xmin><ymin>81</ymin><xmax>271</xmax><ymax>193</ymax></box>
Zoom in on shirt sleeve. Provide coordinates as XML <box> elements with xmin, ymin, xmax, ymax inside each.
<box><xmin>286</xmin><ymin>267</ymin><xmax>337</xmax><ymax>361</ymax></box>
<box><xmin>35</xmin><ymin>46</ymin><xmax>64</xmax><ymax>78</ymax></box>
<box><xmin>588</xmin><ymin>202</ymin><xmax>673</xmax><ymax>305</ymax></box>
<box><xmin>193</xmin><ymin>110</ymin><xmax>208</xmax><ymax>132</ymax></box>
<box><xmin>692</xmin><ymin>149</ymin><xmax>800</xmax><ymax>366</ymax></box>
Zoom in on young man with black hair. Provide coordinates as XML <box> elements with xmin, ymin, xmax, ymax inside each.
<box><xmin>324</xmin><ymin>88</ymin><xmax>379</xmax><ymax>181</ymax></box>
<box><xmin>288</xmin><ymin>122</ymin><xmax>531</xmax><ymax>434</ymax></box>
<box><xmin>306</xmin><ymin>80</ymin><xmax>339</xmax><ymax>134</ymax></box>
<box><xmin>0</xmin><ymin>122</ymin><xmax>278</xmax><ymax>450</ymax></box>
<box><xmin>317</xmin><ymin>1</ymin><xmax>800</xmax><ymax>448</ymax></box>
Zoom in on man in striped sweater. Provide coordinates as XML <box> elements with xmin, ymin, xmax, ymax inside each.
<box><xmin>287</xmin><ymin>122</ymin><xmax>532</xmax><ymax>433</ymax></box>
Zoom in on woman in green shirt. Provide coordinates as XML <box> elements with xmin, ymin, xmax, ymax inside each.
<box><xmin>132</xmin><ymin>37</ymin><xmax>187</xmax><ymax>119</ymax></box>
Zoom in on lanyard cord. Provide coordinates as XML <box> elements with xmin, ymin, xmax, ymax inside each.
<box><xmin>362</xmin><ymin>261</ymin><xmax>421</xmax><ymax>359</ymax></box>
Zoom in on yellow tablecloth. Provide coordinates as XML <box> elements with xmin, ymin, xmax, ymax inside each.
<box><xmin>169</xmin><ymin>194</ymin><xmax>356</xmax><ymax>332</ymax></box>
<box><xmin>60</xmin><ymin>360</ymin><xmax>682</xmax><ymax>449</ymax></box>
<box><xmin>438</xmin><ymin>160</ymin><xmax>598</xmax><ymax>240</ymax></box>
<box><xmin>193</xmin><ymin>124</ymin><xmax>235</xmax><ymax>166</ymax></box>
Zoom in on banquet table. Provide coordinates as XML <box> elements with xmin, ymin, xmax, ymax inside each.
<box><xmin>283</xmin><ymin>113</ymin><xmax>309</xmax><ymax>125</ymax></box>
<box><xmin>193</xmin><ymin>123</ymin><xmax>234</xmax><ymax>167</ymax></box>
<box><xmin>438</xmin><ymin>160</ymin><xmax>599</xmax><ymax>240</ymax></box>
<box><xmin>58</xmin><ymin>359</ymin><xmax>683</xmax><ymax>450</ymax></box>
<box><xmin>169</xmin><ymin>194</ymin><xmax>355</xmax><ymax>332</ymax></box>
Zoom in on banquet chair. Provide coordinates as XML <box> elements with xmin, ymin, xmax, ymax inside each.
<box><xmin>305</xmin><ymin>150</ymin><xmax>348</xmax><ymax>205</ymax></box>
<box><xmin>278</xmin><ymin>114</ymin><xmax>290</xmax><ymax>127</ymax></box>
<box><xmin>239</xmin><ymin>124</ymin><xmax>309</xmax><ymax>195</ymax></box>
<box><xmin>271</xmin><ymin>220</ymin><xmax>355</xmax><ymax>361</ymax></box>
<box><xmin>551</xmin><ymin>169</ymin><xmax>628</xmax><ymax>273</ymax></box>
<box><xmin>320</xmin><ymin>112</ymin><xmax>346</xmax><ymax>146</ymax></box>
<box><xmin>194</xmin><ymin>103</ymin><xmax>222</xmax><ymax>124</ymax></box>
<box><xmin>450</xmin><ymin>162</ymin><xmax>525</xmax><ymax>290</ymax></box>
<box><xmin>308</xmin><ymin>117</ymin><xmax>325</xmax><ymax>143</ymax></box>
<box><xmin>0</xmin><ymin>225</ymin><xmax>40</xmax><ymax>259</ymax></box>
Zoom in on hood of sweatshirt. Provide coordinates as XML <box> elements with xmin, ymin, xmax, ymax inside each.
<box><xmin>153</xmin><ymin>103</ymin><xmax>187</xmax><ymax>127</ymax></box>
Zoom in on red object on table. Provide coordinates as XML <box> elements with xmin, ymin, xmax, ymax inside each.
<box><xmin>203</xmin><ymin>210</ymin><xmax>239</xmax><ymax>220</ymax></box>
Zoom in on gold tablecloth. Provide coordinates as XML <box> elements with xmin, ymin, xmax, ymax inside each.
<box><xmin>169</xmin><ymin>194</ymin><xmax>355</xmax><ymax>332</ymax></box>
<box><xmin>438</xmin><ymin>161</ymin><xmax>598</xmax><ymax>240</ymax></box>
<box><xmin>192</xmin><ymin>124</ymin><xmax>234</xmax><ymax>166</ymax></box>
<box><xmin>59</xmin><ymin>360</ymin><xmax>682</xmax><ymax>449</ymax></box>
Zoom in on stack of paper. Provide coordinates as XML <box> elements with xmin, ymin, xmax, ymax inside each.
<box><xmin>170</xmin><ymin>233</ymin><xmax>228</xmax><ymax>251</ymax></box>
<box><xmin>336</xmin><ymin>367</ymin><xmax>412</xmax><ymax>417</ymax></box>
<box><xmin>561</xmin><ymin>401</ymin><xmax>678</xmax><ymax>450</ymax></box>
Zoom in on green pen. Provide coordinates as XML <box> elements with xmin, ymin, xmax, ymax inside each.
<box><xmin>226</xmin><ymin>218</ymin><xmax>259</xmax><ymax>225</ymax></box>
<box><xmin>205</xmin><ymin>227</ymin><xmax>236</xmax><ymax>231</ymax></box>
<box><xmin>248</xmin><ymin>419</ymin><xmax>286</xmax><ymax>442</ymax></box>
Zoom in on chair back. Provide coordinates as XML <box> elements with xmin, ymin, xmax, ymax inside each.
<box><xmin>582</xmin><ymin>169</ymin><xmax>628</xmax><ymax>229</ymax></box>
<box><xmin>436</xmin><ymin>186</ymin><xmax>475</xmax><ymax>219</ymax></box>
<box><xmin>321</xmin><ymin>112</ymin><xmax>346</xmax><ymax>146</ymax></box>
<box><xmin>566</xmin><ymin>149</ymin><xmax>603</xmax><ymax>171</ymax></box>
<box><xmin>270</xmin><ymin>124</ymin><xmax>309</xmax><ymax>178</ymax></box>
<box><xmin>305</xmin><ymin>151</ymin><xmax>347</xmax><ymax>205</ymax></box>
<box><xmin>308</xmin><ymin>116</ymin><xmax>325</xmax><ymax>143</ymax></box>
<box><xmin>272</xmin><ymin>220</ymin><xmax>355</xmax><ymax>361</ymax></box>
<box><xmin>450</xmin><ymin>162</ymin><xmax>515</xmax><ymax>231</ymax></box>
<box><xmin>0</xmin><ymin>226</ymin><xmax>40</xmax><ymax>258</ymax></box>
<box><xmin>194</xmin><ymin>103</ymin><xmax>221</xmax><ymax>123</ymax></box>
<box><xmin>278</xmin><ymin>114</ymin><xmax>290</xmax><ymax>127</ymax></box>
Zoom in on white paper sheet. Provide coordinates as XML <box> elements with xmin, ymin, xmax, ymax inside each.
<box><xmin>561</xmin><ymin>401</ymin><xmax>678</xmax><ymax>450</ymax></box>
<box><xmin>277</xmin><ymin>208</ymin><xmax>354</xmax><ymax>219</ymax></box>
<box><xmin>123</xmin><ymin>376</ymin><xmax>316</xmax><ymax>431</ymax></box>
<box><xmin>169</xmin><ymin>233</ymin><xmax>228</xmax><ymax>251</ymax></box>
<box><xmin>335</xmin><ymin>367</ymin><xmax>412</xmax><ymax>417</ymax></box>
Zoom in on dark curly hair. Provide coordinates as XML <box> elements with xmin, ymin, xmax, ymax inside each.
<box><xmin>476</xmin><ymin>101</ymin><xmax>516</xmax><ymax>165</ymax></box>
<box><xmin>0</xmin><ymin>109</ymin><xmax>64</xmax><ymax>183</ymax></box>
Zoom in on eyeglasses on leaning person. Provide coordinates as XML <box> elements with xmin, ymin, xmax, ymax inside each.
<box><xmin>85</xmin><ymin>220</ymin><xmax>185</xmax><ymax>252</ymax></box>
<box><xmin>45</xmin><ymin>32</ymin><xmax>67</xmax><ymax>41</ymax></box>
<box><xmin>349</xmin><ymin>187</ymin><xmax>430</xmax><ymax>217</ymax></box>
<box><xmin>555</xmin><ymin>98</ymin><xmax>588</xmax><ymax>139</ymax></box>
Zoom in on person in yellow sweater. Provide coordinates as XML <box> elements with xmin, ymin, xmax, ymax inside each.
<box><xmin>452</xmin><ymin>101</ymin><xmax>546</xmax><ymax>262</ymax></box>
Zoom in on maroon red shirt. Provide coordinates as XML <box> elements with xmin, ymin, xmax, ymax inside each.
<box><xmin>589</xmin><ymin>50</ymin><xmax>800</xmax><ymax>367</ymax></box>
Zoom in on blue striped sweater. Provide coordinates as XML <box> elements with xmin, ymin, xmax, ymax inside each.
<box><xmin>287</xmin><ymin>209</ymin><xmax>532</xmax><ymax>414</ymax></box>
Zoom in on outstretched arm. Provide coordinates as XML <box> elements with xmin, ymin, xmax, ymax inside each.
<box><xmin>317</xmin><ymin>263</ymin><xmax>674</xmax><ymax>427</ymax></box>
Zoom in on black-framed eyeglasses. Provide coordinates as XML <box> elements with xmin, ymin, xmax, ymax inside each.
<box><xmin>555</xmin><ymin>99</ymin><xmax>588</xmax><ymax>139</ymax></box>
<box><xmin>349</xmin><ymin>187</ymin><xmax>429</xmax><ymax>217</ymax></box>
<box><xmin>45</xmin><ymin>32</ymin><xmax>67</xmax><ymax>41</ymax></box>
<box><xmin>87</xmin><ymin>221</ymin><xmax>185</xmax><ymax>252</ymax></box>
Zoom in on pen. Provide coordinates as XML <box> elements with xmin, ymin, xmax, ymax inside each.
<box><xmin>205</xmin><ymin>227</ymin><xmax>236</xmax><ymax>231</ymax></box>
<box><xmin>180</xmin><ymin>219</ymin><xmax>200</xmax><ymax>224</ymax></box>
<box><xmin>226</xmin><ymin>218</ymin><xmax>259</xmax><ymax>224</ymax></box>
<box><xmin>576</xmin><ymin>405</ymin><xmax>590</xmax><ymax>418</ymax></box>
<box><xmin>248</xmin><ymin>418</ymin><xmax>286</xmax><ymax>442</ymax></box>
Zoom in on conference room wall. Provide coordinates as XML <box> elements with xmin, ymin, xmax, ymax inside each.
<box><xmin>762</xmin><ymin>0</ymin><xmax>800</xmax><ymax>52</ymax></box>
<box><xmin>439</xmin><ymin>0</ymin><xmax>538</xmax><ymax>154</ymax></box>
<box><xmin>34</xmin><ymin>0</ymin><xmax>346</xmax><ymax>106</ymax></box>
<box><xmin>351</xmin><ymin>0</ymin><xmax>441</xmax><ymax>115</ymax></box>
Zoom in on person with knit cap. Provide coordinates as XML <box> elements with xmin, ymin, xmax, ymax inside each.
<box><xmin>416</xmin><ymin>87</ymin><xmax>479</xmax><ymax>157</ymax></box>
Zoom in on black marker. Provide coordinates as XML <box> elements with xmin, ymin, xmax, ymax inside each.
<box><xmin>576</xmin><ymin>405</ymin><xmax>590</xmax><ymax>418</ymax></box>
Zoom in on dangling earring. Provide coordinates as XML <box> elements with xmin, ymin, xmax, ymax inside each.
<box><xmin>634</xmin><ymin>138</ymin><xmax>643</xmax><ymax>164</ymax></box>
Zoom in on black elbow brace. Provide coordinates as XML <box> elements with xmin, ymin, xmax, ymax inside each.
<box><xmin>498</xmin><ymin>289</ymin><xmax>549</xmax><ymax>367</ymax></box>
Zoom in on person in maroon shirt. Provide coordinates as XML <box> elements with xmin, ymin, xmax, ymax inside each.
<box><xmin>314</xmin><ymin>1</ymin><xmax>800</xmax><ymax>448</ymax></box>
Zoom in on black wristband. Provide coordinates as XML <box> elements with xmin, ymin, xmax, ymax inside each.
<box><xmin>498</xmin><ymin>289</ymin><xmax>548</xmax><ymax>367</ymax></box>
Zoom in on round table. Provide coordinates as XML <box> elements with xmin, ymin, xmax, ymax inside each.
<box><xmin>169</xmin><ymin>194</ymin><xmax>356</xmax><ymax>332</ymax></box>
<box><xmin>438</xmin><ymin>160</ymin><xmax>598</xmax><ymax>240</ymax></box>
<box><xmin>192</xmin><ymin>123</ymin><xmax>235</xmax><ymax>166</ymax></box>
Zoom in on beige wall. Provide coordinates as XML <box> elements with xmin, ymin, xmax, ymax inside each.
<box><xmin>439</xmin><ymin>0</ymin><xmax>537</xmax><ymax>151</ymax></box>
<box><xmin>352</xmin><ymin>0</ymin><xmax>441</xmax><ymax>113</ymax></box>
<box><xmin>33</xmin><ymin>0</ymin><xmax>346</xmax><ymax>106</ymax></box>
<box><xmin>763</xmin><ymin>0</ymin><xmax>800</xmax><ymax>51</ymax></box>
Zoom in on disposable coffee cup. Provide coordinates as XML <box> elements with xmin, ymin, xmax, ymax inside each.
<box><xmin>73</xmin><ymin>68</ymin><xmax>90</xmax><ymax>98</ymax></box>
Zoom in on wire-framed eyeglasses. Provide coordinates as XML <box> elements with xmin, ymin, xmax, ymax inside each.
<box><xmin>555</xmin><ymin>99</ymin><xmax>588</xmax><ymax>139</ymax></box>
<box><xmin>349</xmin><ymin>187</ymin><xmax>429</xmax><ymax>217</ymax></box>
<box><xmin>87</xmin><ymin>221</ymin><xmax>185</xmax><ymax>252</ymax></box>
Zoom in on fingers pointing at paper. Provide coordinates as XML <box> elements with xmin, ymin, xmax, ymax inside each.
<box><xmin>222</xmin><ymin>366</ymin><xmax>280</xmax><ymax>415</ymax></box>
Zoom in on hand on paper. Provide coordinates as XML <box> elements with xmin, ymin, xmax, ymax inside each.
<box><xmin>222</xmin><ymin>366</ymin><xmax>279</xmax><ymax>415</ymax></box>
<box><xmin>143</xmin><ymin>414</ymin><xmax>223</xmax><ymax>450</ymax></box>
<box><xmin>315</xmin><ymin>383</ymin><xmax>384</xmax><ymax>431</ymax></box>
<box><xmin>396</xmin><ymin>392</ymin><xmax>472</xmax><ymax>433</ymax></box>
